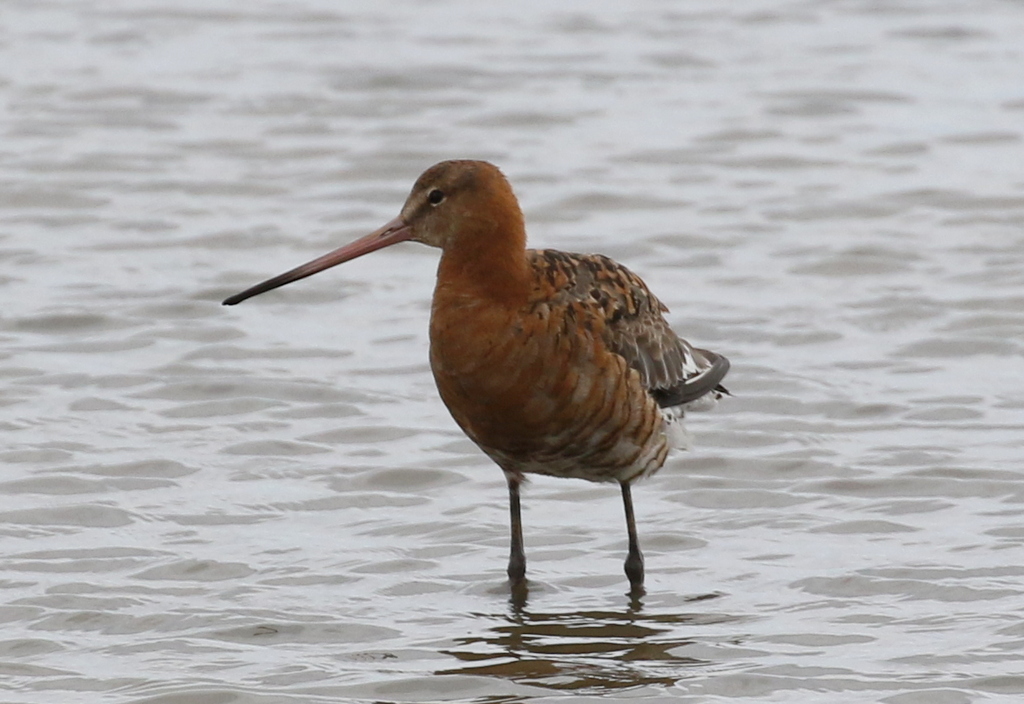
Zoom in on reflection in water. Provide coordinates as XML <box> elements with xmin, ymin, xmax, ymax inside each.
<box><xmin>439</xmin><ymin>592</ymin><xmax>740</xmax><ymax>691</ymax></box>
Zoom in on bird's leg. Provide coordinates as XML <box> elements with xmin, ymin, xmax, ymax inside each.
<box><xmin>620</xmin><ymin>480</ymin><xmax>645</xmax><ymax>592</ymax></box>
<box><xmin>506</xmin><ymin>474</ymin><xmax>527</xmax><ymax>586</ymax></box>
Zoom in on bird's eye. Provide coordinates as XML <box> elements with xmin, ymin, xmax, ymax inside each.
<box><xmin>428</xmin><ymin>189</ymin><xmax>445</xmax><ymax>205</ymax></box>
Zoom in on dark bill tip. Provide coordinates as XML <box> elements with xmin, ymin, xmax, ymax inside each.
<box><xmin>221</xmin><ymin>216</ymin><xmax>411</xmax><ymax>306</ymax></box>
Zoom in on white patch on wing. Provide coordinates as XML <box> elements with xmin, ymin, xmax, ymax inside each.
<box><xmin>661</xmin><ymin>404</ymin><xmax>692</xmax><ymax>451</ymax></box>
<box><xmin>683</xmin><ymin>393</ymin><xmax>720</xmax><ymax>413</ymax></box>
<box><xmin>680</xmin><ymin>346</ymin><xmax>701</xmax><ymax>378</ymax></box>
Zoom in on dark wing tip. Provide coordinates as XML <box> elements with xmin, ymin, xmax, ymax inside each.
<box><xmin>652</xmin><ymin>350</ymin><xmax>730</xmax><ymax>408</ymax></box>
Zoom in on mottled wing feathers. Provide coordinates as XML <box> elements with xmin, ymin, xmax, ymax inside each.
<box><xmin>526</xmin><ymin>249</ymin><xmax>728</xmax><ymax>408</ymax></box>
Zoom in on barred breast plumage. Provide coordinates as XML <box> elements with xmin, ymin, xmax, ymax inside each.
<box><xmin>430</xmin><ymin>248</ymin><xmax>727</xmax><ymax>485</ymax></box>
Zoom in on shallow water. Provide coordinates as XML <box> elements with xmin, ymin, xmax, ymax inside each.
<box><xmin>2</xmin><ymin>1</ymin><xmax>1023</xmax><ymax>702</ymax></box>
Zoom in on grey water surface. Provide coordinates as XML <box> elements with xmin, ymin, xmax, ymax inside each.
<box><xmin>2</xmin><ymin>1</ymin><xmax>1023</xmax><ymax>702</ymax></box>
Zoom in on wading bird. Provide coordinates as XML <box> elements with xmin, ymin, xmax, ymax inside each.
<box><xmin>223</xmin><ymin>160</ymin><xmax>729</xmax><ymax>594</ymax></box>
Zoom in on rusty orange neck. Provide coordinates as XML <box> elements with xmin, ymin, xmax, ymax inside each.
<box><xmin>434</xmin><ymin>192</ymin><xmax>531</xmax><ymax>310</ymax></box>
